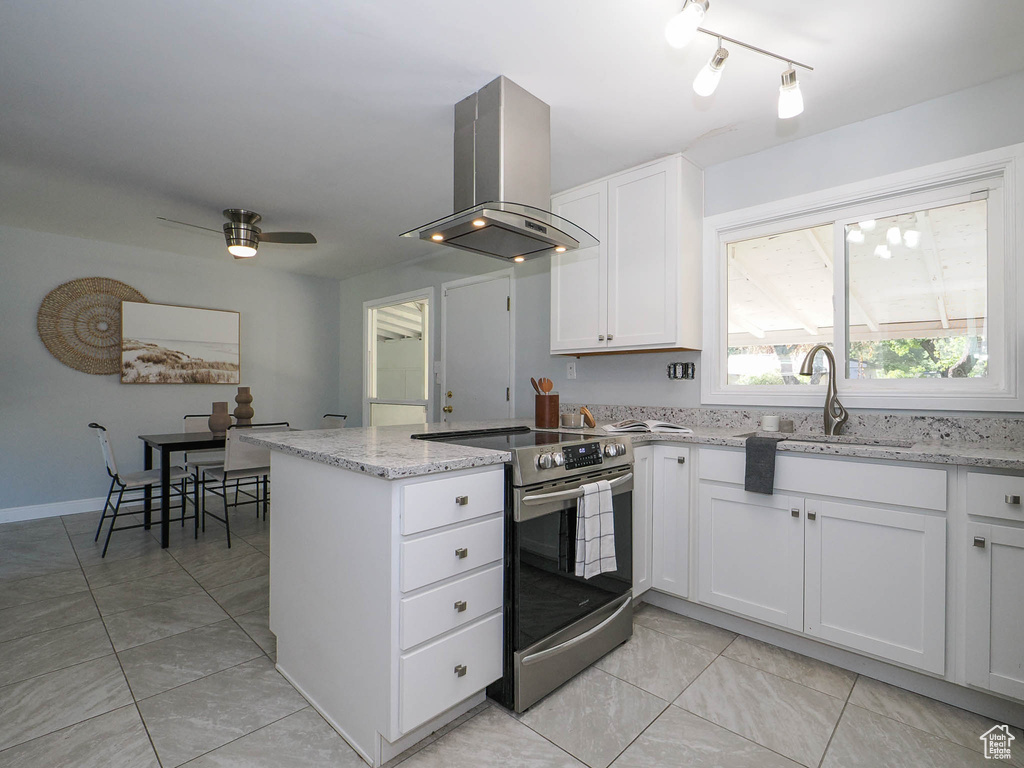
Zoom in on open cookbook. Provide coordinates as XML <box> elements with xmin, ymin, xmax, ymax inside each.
<box><xmin>601</xmin><ymin>419</ymin><xmax>693</xmax><ymax>434</ymax></box>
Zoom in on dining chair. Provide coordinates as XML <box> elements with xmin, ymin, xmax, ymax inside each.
<box><xmin>199</xmin><ymin>422</ymin><xmax>288</xmax><ymax>547</ymax></box>
<box><xmin>89</xmin><ymin>422</ymin><xmax>193</xmax><ymax>557</ymax></box>
<box><xmin>322</xmin><ymin>413</ymin><xmax>348</xmax><ymax>428</ymax></box>
<box><xmin>183</xmin><ymin>413</ymin><xmax>229</xmax><ymax>514</ymax></box>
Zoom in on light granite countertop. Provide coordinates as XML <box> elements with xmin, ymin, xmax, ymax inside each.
<box><xmin>240</xmin><ymin>418</ymin><xmax>1024</xmax><ymax>478</ymax></box>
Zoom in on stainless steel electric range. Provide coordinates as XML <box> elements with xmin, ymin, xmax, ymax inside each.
<box><xmin>414</xmin><ymin>426</ymin><xmax>634</xmax><ymax>712</ymax></box>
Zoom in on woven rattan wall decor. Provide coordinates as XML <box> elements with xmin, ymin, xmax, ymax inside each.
<box><xmin>37</xmin><ymin>278</ymin><xmax>148</xmax><ymax>375</ymax></box>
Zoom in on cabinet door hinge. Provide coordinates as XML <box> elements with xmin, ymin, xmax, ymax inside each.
<box><xmin>506</xmin><ymin>296</ymin><xmax>511</xmax><ymax>311</ymax></box>
<box><xmin>506</xmin><ymin>387</ymin><xmax>510</xmax><ymax>401</ymax></box>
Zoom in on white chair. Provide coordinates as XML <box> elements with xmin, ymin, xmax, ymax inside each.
<box><xmin>200</xmin><ymin>422</ymin><xmax>288</xmax><ymax>547</ymax></box>
<box><xmin>322</xmin><ymin>413</ymin><xmax>347</xmax><ymax>428</ymax></box>
<box><xmin>183</xmin><ymin>413</ymin><xmax>228</xmax><ymax>510</ymax></box>
<box><xmin>90</xmin><ymin>422</ymin><xmax>192</xmax><ymax>558</ymax></box>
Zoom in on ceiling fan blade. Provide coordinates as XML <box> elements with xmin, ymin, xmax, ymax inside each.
<box><xmin>259</xmin><ymin>231</ymin><xmax>317</xmax><ymax>244</ymax></box>
<box><xmin>157</xmin><ymin>216</ymin><xmax>222</xmax><ymax>235</ymax></box>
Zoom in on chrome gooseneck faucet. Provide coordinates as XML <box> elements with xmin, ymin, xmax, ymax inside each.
<box><xmin>799</xmin><ymin>345</ymin><xmax>849</xmax><ymax>436</ymax></box>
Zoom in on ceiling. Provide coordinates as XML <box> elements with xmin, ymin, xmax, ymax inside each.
<box><xmin>3</xmin><ymin>0</ymin><xmax>1024</xmax><ymax>280</ymax></box>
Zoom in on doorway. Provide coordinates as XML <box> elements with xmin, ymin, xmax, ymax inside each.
<box><xmin>363</xmin><ymin>289</ymin><xmax>432</xmax><ymax>426</ymax></box>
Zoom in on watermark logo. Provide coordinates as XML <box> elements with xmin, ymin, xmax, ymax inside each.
<box><xmin>980</xmin><ymin>724</ymin><xmax>1015</xmax><ymax>760</ymax></box>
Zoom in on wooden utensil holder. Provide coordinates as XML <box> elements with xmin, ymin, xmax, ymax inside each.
<box><xmin>535</xmin><ymin>393</ymin><xmax>559</xmax><ymax>429</ymax></box>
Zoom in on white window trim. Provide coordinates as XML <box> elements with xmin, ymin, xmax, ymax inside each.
<box><xmin>702</xmin><ymin>143</ymin><xmax>1023</xmax><ymax>411</ymax></box>
<box><xmin>363</xmin><ymin>287</ymin><xmax>434</xmax><ymax>425</ymax></box>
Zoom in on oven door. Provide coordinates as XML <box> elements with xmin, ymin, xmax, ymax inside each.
<box><xmin>511</xmin><ymin>468</ymin><xmax>633</xmax><ymax>652</ymax></box>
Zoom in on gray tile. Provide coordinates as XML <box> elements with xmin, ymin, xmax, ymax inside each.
<box><xmin>234</xmin><ymin>608</ymin><xmax>276</xmax><ymax>658</ymax></box>
<box><xmin>611</xmin><ymin>704</ymin><xmax>802</xmax><ymax>768</ymax></box>
<box><xmin>61</xmin><ymin>509</ymin><xmax>106</xmax><ymax>536</ymax></box>
<box><xmin>182</xmin><ymin>707</ymin><xmax>364</xmax><ymax>768</ymax></box>
<box><xmin>0</xmin><ymin>592</ymin><xmax>99</xmax><ymax>643</ymax></box>
<box><xmin>519</xmin><ymin>666</ymin><xmax>667</xmax><ymax>768</ymax></box>
<box><xmin>71</xmin><ymin>527</ymin><xmax>166</xmax><ymax>565</ymax></box>
<box><xmin>398</xmin><ymin>705</ymin><xmax>584</xmax><ymax>768</ymax></box>
<box><xmin>83</xmin><ymin>549</ymin><xmax>184</xmax><ymax>589</ymax></box>
<box><xmin>184</xmin><ymin>550</ymin><xmax>269</xmax><ymax>590</ymax></box>
<box><xmin>246</xmin><ymin>532</ymin><xmax>270</xmax><ymax>555</ymax></box>
<box><xmin>0</xmin><ymin>532</ymin><xmax>79</xmax><ymax>582</ymax></box>
<box><xmin>0</xmin><ymin>704</ymin><xmax>159</xmax><ymax>768</ymax></box>
<box><xmin>675</xmin><ymin>656</ymin><xmax>844</xmax><ymax>767</ymax></box>
<box><xmin>0</xmin><ymin>656</ymin><xmax>132</xmax><ymax>751</ymax></box>
<box><xmin>92</xmin><ymin>568</ymin><xmax>203</xmax><ymax>616</ymax></box>
<box><xmin>103</xmin><ymin>592</ymin><xmax>229</xmax><ymax>651</ymax></box>
<box><xmin>138</xmin><ymin>657</ymin><xmax>308</xmax><ymax>767</ymax></box>
<box><xmin>165</xmin><ymin>528</ymin><xmax>261</xmax><ymax>569</ymax></box>
<box><xmin>723</xmin><ymin>635</ymin><xmax>856</xmax><ymax>700</ymax></box>
<box><xmin>849</xmin><ymin>676</ymin><xmax>1024</xmax><ymax>761</ymax></box>
<box><xmin>595</xmin><ymin>624</ymin><xmax>717</xmax><ymax>701</ymax></box>
<box><xmin>0</xmin><ymin>619</ymin><xmax>112</xmax><ymax>686</ymax></box>
<box><xmin>633</xmin><ymin>604</ymin><xmax>737</xmax><ymax>654</ymax></box>
<box><xmin>821</xmin><ymin>704</ymin><xmax>992</xmax><ymax>768</ymax></box>
<box><xmin>385</xmin><ymin>702</ymin><xmax>490</xmax><ymax>767</ymax></box>
<box><xmin>0</xmin><ymin>569</ymin><xmax>88</xmax><ymax>610</ymax></box>
<box><xmin>208</xmin><ymin>574</ymin><xmax>269</xmax><ymax>617</ymax></box>
<box><xmin>0</xmin><ymin>517</ymin><xmax>67</xmax><ymax>541</ymax></box>
<box><xmin>119</xmin><ymin>619</ymin><xmax>263</xmax><ymax>700</ymax></box>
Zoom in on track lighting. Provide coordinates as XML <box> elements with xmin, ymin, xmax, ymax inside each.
<box><xmin>693</xmin><ymin>46</ymin><xmax>729</xmax><ymax>97</ymax></box>
<box><xmin>846</xmin><ymin>228</ymin><xmax>865</xmax><ymax>244</ymax></box>
<box><xmin>903</xmin><ymin>229</ymin><xmax>921</xmax><ymax>248</ymax></box>
<box><xmin>859</xmin><ymin>220</ymin><xmax>877</xmax><ymax>231</ymax></box>
<box><xmin>886</xmin><ymin>226</ymin><xmax>902</xmax><ymax>246</ymax></box>
<box><xmin>874</xmin><ymin>245</ymin><xmax>892</xmax><ymax>259</ymax></box>
<box><xmin>777</xmin><ymin>68</ymin><xmax>804</xmax><ymax>119</ymax></box>
<box><xmin>665</xmin><ymin>0</ymin><xmax>708</xmax><ymax>49</ymax></box>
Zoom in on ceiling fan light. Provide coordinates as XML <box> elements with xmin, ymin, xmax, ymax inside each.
<box><xmin>228</xmin><ymin>244</ymin><xmax>258</xmax><ymax>259</ymax></box>
<box><xmin>693</xmin><ymin>47</ymin><xmax>729</xmax><ymax>97</ymax></box>
<box><xmin>223</xmin><ymin>222</ymin><xmax>260</xmax><ymax>259</ymax></box>
<box><xmin>777</xmin><ymin>68</ymin><xmax>804</xmax><ymax>119</ymax></box>
<box><xmin>665</xmin><ymin>0</ymin><xmax>708</xmax><ymax>49</ymax></box>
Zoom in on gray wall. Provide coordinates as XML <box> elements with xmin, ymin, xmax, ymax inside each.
<box><xmin>0</xmin><ymin>225</ymin><xmax>340</xmax><ymax>511</ymax></box>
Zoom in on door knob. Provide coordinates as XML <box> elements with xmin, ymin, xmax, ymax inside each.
<box><xmin>443</xmin><ymin>405</ymin><xmax>453</xmax><ymax>413</ymax></box>
<box><xmin>447</xmin><ymin>391</ymin><xmax>453</xmax><ymax>399</ymax></box>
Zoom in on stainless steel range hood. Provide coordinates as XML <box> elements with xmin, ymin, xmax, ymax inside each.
<box><xmin>401</xmin><ymin>76</ymin><xmax>597</xmax><ymax>262</ymax></box>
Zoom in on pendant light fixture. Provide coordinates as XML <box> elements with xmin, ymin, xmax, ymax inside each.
<box><xmin>665</xmin><ymin>0</ymin><xmax>709</xmax><ymax>48</ymax></box>
<box><xmin>693</xmin><ymin>45</ymin><xmax>729</xmax><ymax>97</ymax></box>
<box><xmin>777</xmin><ymin>67</ymin><xmax>804</xmax><ymax>119</ymax></box>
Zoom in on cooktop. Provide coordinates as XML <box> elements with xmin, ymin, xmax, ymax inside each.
<box><xmin>413</xmin><ymin>427</ymin><xmax>596</xmax><ymax>452</ymax></box>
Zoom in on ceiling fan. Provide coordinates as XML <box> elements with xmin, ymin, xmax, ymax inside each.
<box><xmin>158</xmin><ymin>209</ymin><xmax>317</xmax><ymax>259</ymax></box>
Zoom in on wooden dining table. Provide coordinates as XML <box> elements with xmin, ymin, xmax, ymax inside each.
<box><xmin>138</xmin><ymin>431</ymin><xmax>226</xmax><ymax>548</ymax></box>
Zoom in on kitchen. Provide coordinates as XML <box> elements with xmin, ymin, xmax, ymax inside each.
<box><xmin>2</xmin><ymin>2</ymin><xmax>1024</xmax><ymax>767</ymax></box>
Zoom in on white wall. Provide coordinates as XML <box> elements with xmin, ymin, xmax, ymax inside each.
<box><xmin>0</xmin><ymin>225</ymin><xmax>340</xmax><ymax>513</ymax></box>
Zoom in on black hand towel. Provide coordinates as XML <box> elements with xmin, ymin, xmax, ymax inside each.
<box><xmin>744</xmin><ymin>436</ymin><xmax>788</xmax><ymax>494</ymax></box>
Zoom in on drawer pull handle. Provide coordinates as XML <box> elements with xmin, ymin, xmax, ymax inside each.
<box><xmin>791</xmin><ymin>508</ymin><xmax>800</xmax><ymax>518</ymax></box>
<box><xmin>455</xmin><ymin>547</ymin><xmax>469</xmax><ymax>559</ymax></box>
<box><xmin>807</xmin><ymin>511</ymin><xmax>817</xmax><ymax>521</ymax></box>
<box><xmin>455</xmin><ymin>495</ymin><xmax>469</xmax><ymax>506</ymax></box>
<box><xmin>1005</xmin><ymin>494</ymin><xmax>1021</xmax><ymax>505</ymax></box>
<box><xmin>454</xmin><ymin>600</ymin><xmax>467</xmax><ymax>612</ymax></box>
<box><xmin>974</xmin><ymin>536</ymin><xmax>987</xmax><ymax>548</ymax></box>
<box><xmin>454</xmin><ymin>664</ymin><xmax>467</xmax><ymax>677</ymax></box>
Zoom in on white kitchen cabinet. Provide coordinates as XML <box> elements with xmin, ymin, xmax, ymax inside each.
<box><xmin>966</xmin><ymin>521</ymin><xmax>1024</xmax><ymax>700</ymax></box>
<box><xmin>805</xmin><ymin>500</ymin><xmax>946</xmax><ymax>674</ymax></box>
<box><xmin>550</xmin><ymin>154</ymin><xmax>702</xmax><ymax>354</ymax></box>
<box><xmin>651</xmin><ymin>445</ymin><xmax>690</xmax><ymax>598</ymax></box>
<box><xmin>697</xmin><ymin>484</ymin><xmax>805</xmax><ymax>631</ymax></box>
<box><xmin>632</xmin><ymin>446</ymin><xmax>653</xmax><ymax>596</ymax></box>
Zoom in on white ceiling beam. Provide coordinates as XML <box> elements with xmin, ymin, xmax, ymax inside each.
<box><xmin>384</xmin><ymin>304</ymin><xmax>425</xmax><ymax>323</ymax></box>
<box><xmin>729</xmin><ymin>253</ymin><xmax>820</xmax><ymax>336</ymax></box>
<box><xmin>376</xmin><ymin>319</ymin><xmax>422</xmax><ymax>338</ymax></box>
<box><xmin>376</xmin><ymin>312</ymin><xmax>423</xmax><ymax>333</ymax></box>
<box><xmin>728</xmin><ymin>311</ymin><xmax>766</xmax><ymax>339</ymax></box>
<box><xmin>914</xmin><ymin>211</ymin><xmax>950</xmax><ymax>330</ymax></box>
<box><xmin>804</xmin><ymin>228</ymin><xmax>880</xmax><ymax>333</ymax></box>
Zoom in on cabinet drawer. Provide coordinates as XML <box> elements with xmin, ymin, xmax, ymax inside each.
<box><xmin>401</xmin><ymin>516</ymin><xmax>504</xmax><ymax>592</ymax></box>
<box><xmin>401</xmin><ymin>469</ymin><xmax>504</xmax><ymax>535</ymax></box>
<box><xmin>400</xmin><ymin>564</ymin><xmax>503</xmax><ymax>650</ymax></box>
<box><xmin>966</xmin><ymin>471</ymin><xmax>1024</xmax><ymax>523</ymax></box>
<box><xmin>399</xmin><ymin>612</ymin><xmax>503</xmax><ymax>733</ymax></box>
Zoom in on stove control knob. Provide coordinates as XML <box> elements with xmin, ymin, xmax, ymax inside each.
<box><xmin>537</xmin><ymin>452</ymin><xmax>556</xmax><ymax>469</ymax></box>
<box><xmin>604</xmin><ymin>442</ymin><xmax>626</xmax><ymax>457</ymax></box>
<box><xmin>553</xmin><ymin>452</ymin><xmax>564</xmax><ymax>467</ymax></box>
<box><xmin>614</xmin><ymin>442</ymin><xmax>626</xmax><ymax>456</ymax></box>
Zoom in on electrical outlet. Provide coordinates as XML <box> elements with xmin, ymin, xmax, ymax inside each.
<box><xmin>566</xmin><ymin>361</ymin><xmax>577</xmax><ymax>380</ymax></box>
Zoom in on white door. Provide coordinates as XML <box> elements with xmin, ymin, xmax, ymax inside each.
<box><xmin>698</xmin><ymin>484</ymin><xmax>804</xmax><ymax>631</ymax></box>
<box><xmin>632</xmin><ymin>446</ymin><xmax>654</xmax><ymax>596</ymax></box>
<box><xmin>441</xmin><ymin>272</ymin><xmax>513</xmax><ymax>424</ymax></box>
<box><xmin>550</xmin><ymin>182</ymin><xmax>607</xmax><ymax>352</ymax></box>
<box><xmin>804</xmin><ymin>500</ymin><xmax>946</xmax><ymax>674</ymax></box>
<box><xmin>966</xmin><ymin>522</ymin><xmax>1024</xmax><ymax>699</ymax></box>
<box><xmin>651</xmin><ymin>445</ymin><xmax>690</xmax><ymax>598</ymax></box>
<box><xmin>606</xmin><ymin>157</ymin><xmax>680</xmax><ymax>349</ymax></box>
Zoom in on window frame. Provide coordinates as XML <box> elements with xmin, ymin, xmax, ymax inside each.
<box><xmin>702</xmin><ymin>144</ymin><xmax>1022</xmax><ymax>411</ymax></box>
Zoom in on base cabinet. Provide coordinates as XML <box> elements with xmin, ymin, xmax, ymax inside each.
<box><xmin>651</xmin><ymin>445</ymin><xmax>690</xmax><ymax>598</ymax></box>
<box><xmin>632</xmin><ymin>447</ymin><xmax>653</xmax><ymax>596</ymax></box>
<box><xmin>966</xmin><ymin>522</ymin><xmax>1024</xmax><ymax>700</ymax></box>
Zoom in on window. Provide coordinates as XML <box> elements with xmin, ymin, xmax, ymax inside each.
<box><xmin>703</xmin><ymin>145</ymin><xmax>1020</xmax><ymax>410</ymax></box>
<box><xmin>364</xmin><ymin>290</ymin><xmax>432</xmax><ymax>426</ymax></box>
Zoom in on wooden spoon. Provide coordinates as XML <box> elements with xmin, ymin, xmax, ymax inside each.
<box><xmin>538</xmin><ymin>377</ymin><xmax>554</xmax><ymax>394</ymax></box>
<box><xmin>580</xmin><ymin>406</ymin><xmax>596</xmax><ymax>428</ymax></box>
<box><xmin>530</xmin><ymin>377</ymin><xmax>542</xmax><ymax>395</ymax></box>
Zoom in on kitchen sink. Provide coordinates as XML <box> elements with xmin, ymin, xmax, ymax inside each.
<box><xmin>735</xmin><ymin>431</ymin><xmax>914</xmax><ymax>449</ymax></box>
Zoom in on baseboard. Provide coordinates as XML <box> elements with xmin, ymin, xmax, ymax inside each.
<box><xmin>642</xmin><ymin>590</ymin><xmax>1024</xmax><ymax>728</ymax></box>
<box><xmin>0</xmin><ymin>496</ymin><xmax>106</xmax><ymax>525</ymax></box>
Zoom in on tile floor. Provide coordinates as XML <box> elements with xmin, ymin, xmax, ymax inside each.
<box><xmin>1</xmin><ymin>506</ymin><xmax>1021</xmax><ymax>768</ymax></box>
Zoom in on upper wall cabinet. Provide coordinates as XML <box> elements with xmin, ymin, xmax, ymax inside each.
<box><xmin>550</xmin><ymin>155</ymin><xmax>702</xmax><ymax>354</ymax></box>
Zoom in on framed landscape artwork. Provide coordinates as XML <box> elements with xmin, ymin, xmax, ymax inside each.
<box><xmin>121</xmin><ymin>301</ymin><xmax>240</xmax><ymax>384</ymax></box>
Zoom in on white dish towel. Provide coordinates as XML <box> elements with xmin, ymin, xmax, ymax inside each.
<box><xmin>575</xmin><ymin>479</ymin><xmax>617</xmax><ymax>579</ymax></box>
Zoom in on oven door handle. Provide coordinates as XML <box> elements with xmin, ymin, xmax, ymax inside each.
<box><xmin>520</xmin><ymin>594</ymin><xmax>633</xmax><ymax>667</ymax></box>
<box><xmin>520</xmin><ymin>472</ymin><xmax>633</xmax><ymax>506</ymax></box>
